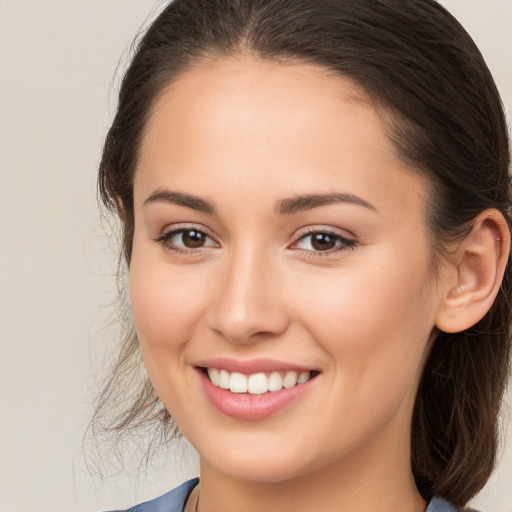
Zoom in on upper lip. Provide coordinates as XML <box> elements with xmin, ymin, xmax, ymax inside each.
<box><xmin>195</xmin><ymin>357</ymin><xmax>317</xmax><ymax>375</ymax></box>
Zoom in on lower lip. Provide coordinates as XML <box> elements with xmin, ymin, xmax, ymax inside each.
<box><xmin>197</xmin><ymin>369</ymin><xmax>318</xmax><ymax>421</ymax></box>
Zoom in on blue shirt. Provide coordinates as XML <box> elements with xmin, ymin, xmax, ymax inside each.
<box><xmin>109</xmin><ymin>478</ymin><xmax>479</xmax><ymax>512</ymax></box>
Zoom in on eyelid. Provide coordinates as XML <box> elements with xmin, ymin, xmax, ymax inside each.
<box><xmin>154</xmin><ymin>223</ymin><xmax>220</xmax><ymax>253</ymax></box>
<box><xmin>289</xmin><ymin>226</ymin><xmax>357</xmax><ymax>254</ymax></box>
<box><xmin>292</xmin><ymin>224</ymin><xmax>356</xmax><ymax>240</ymax></box>
<box><xmin>157</xmin><ymin>222</ymin><xmax>217</xmax><ymax>238</ymax></box>
<box><xmin>153</xmin><ymin>223</ymin><xmax>357</xmax><ymax>256</ymax></box>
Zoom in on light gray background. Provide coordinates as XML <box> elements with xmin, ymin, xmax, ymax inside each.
<box><xmin>0</xmin><ymin>1</ymin><xmax>511</xmax><ymax>511</ymax></box>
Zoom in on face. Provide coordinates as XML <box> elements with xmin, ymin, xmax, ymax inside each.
<box><xmin>130</xmin><ymin>56</ymin><xmax>445</xmax><ymax>483</ymax></box>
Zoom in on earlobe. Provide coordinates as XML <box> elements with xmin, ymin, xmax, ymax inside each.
<box><xmin>435</xmin><ymin>210</ymin><xmax>510</xmax><ymax>334</ymax></box>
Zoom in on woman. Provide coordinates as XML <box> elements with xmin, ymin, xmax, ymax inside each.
<box><xmin>94</xmin><ymin>1</ymin><xmax>511</xmax><ymax>511</ymax></box>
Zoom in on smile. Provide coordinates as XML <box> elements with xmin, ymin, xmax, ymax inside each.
<box><xmin>206</xmin><ymin>368</ymin><xmax>314</xmax><ymax>395</ymax></box>
<box><xmin>195</xmin><ymin>360</ymin><xmax>320</xmax><ymax>420</ymax></box>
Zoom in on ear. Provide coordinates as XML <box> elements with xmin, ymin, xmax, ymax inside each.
<box><xmin>435</xmin><ymin>209</ymin><xmax>510</xmax><ymax>333</ymax></box>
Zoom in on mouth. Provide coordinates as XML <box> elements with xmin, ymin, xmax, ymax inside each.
<box><xmin>200</xmin><ymin>367</ymin><xmax>319</xmax><ymax>395</ymax></box>
<box><xmin>194</xmin><ymin>358</ymin><xmax>321</xmax><ymax>420</ymax></box>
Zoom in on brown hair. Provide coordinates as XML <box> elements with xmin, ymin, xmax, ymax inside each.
<box><xmin>94</xmin><ymin>0</ymin><xmax>511</xmax><ymax>507</ymax></box>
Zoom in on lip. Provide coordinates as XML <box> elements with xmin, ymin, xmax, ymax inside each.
<box><xmin>195</xmin><ymin>361</ymin><xmax>319</xmax><ymax>421</ymax></box>
<box><xmin>195</xmin><ymin>357</ymin><xmax>316</xmax><ymax>374</ymax></box>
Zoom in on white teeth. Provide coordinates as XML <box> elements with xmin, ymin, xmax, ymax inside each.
<box><xmin>268</xmin><ymin>372</ymin><xmax>283</xmax><ymax>392</ymax></box>
<box><xmin>229</xmin><ymin>372</ymin><xmax>248</xmax><ymax>393</ymax></box>
<box><xmin>247</xmin><ymin>373</ymin><xmax>268</xmax><ymax>395</ymax></box>
<box><xmin>298</xmin><ymin>371</ymin><xmax>311</xmax><ymax>384</ymax></box>
<box><xmin>219</xmin><ymin>369</ymin><xmax>230</xmax><ymax>389</ymax></box>
<box><xmin>207</xmin><ymin>368</ymin><xmax>220</xmax><ymax>386</ymax></box>
<box><xmin>206</xmin><ymin>368</ymin><xmax>314</xmax><ymax>394</ymax></box>
<box><xmin>283</xmin><ymin>371</ymin><xmax>298</xmax><ymax>388</ymax></box>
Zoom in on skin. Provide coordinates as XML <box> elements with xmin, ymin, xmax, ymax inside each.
<box><xmin>128</xmin><ymin>56</ymin><xmax>493</xmax><ymax>512</ymax></box>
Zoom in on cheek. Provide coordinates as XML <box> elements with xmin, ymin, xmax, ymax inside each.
<box><xmin>284</xmin><ymin>256</ymin><xmax>437</xmax><ymax>457</ymax></box>
<box><xmin>292</xmin><ymin>248</ymin><xmax>436</xmax><ymax>394</ymax></box>
<box><xmin>128</xmin><ymin>247</ymin><xmax>214</xmax><ymax>417</ymax></box>
<box><xmin>129</xmin><ymin>247</ymin><xmax>208</xmax><ymax>355</ymax></box>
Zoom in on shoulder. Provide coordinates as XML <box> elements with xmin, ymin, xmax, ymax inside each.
<box><xmin>105</xmin><ymin>478</ymin><xmax>199</xmax><ymax>512</ymax></box>
<box><xmin>427</xmin><ymin>496</ymin><xmax>482</xmax><ymax>512</ymax></box>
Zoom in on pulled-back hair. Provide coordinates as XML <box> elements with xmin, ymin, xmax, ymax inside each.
<box><xmin>95</xmin><ymin>0</ymin><xmax>511</xmax><ymax>507</ymax></box>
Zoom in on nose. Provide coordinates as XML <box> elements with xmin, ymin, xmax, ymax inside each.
<box><xmin>207</xmin><ymin>246</ymin><xmax>290</xmax><ymax>345</ymax></box>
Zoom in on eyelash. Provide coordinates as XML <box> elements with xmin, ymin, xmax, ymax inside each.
<box><xmin>154</xmin><ymin>227</ymin><xmax>357</xmax><ymax>256</ymax></box>
<box><xmin>291</xmin><ymin>228</ymin><xmax>357</xmax><ymax>257</ymax></box>
<box><xmin>154</xmin><ymin>227</ymin><xmax>218</xmax><ymax>255</ymax></box>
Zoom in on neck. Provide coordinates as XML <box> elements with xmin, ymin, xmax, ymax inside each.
<box><xmin>196</xmin><ymin>432</ymin><xmax>426</xmax><ymax>512</ymax></box>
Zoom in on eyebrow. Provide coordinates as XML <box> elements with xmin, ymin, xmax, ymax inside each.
<box><xmin>142</xmin><ymin>189</ymin><xmax>376</xmax><ymax>216</ymax></box>
<box><xmin>276</xmin><ymin>192</ymin><xmax>376</xmax><ymax>215</ymax></box>
<box><xmin>143</xmin><ymin>189</ymin><xmax>217</xmax><ymax>214</ymax></box>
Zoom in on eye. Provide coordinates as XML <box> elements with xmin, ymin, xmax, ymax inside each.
<box><xmin>292</xmin><ymin>230</ymin><xmax>356</xmax><ymax>253</ymax></box>
<box><xmin>156</xmin><ymin>228</ymin><xmax>218</xmax><ymax>253</ymax></box>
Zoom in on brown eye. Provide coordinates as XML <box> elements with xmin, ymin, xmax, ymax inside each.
<box><xmin>310</xmin><ymin>233</ymin><xmax>337</xmax><ymax>251</ymax></box>
<box><xmin>181</xmin><ymin>230</ymin><xmax>207</xmax><ymax>248</ymax></box>
<box><xmin>158</xmin><ymin>228</ymin><xmax>217</xmax><ymax>253</ymax></box>
<box><xmin>293</xmin><ymin>230</ymin><xmax>356</xmax><ymax>254</ymax></box>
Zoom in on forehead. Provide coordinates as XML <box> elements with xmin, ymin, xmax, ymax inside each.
<box><xmin>135</xmin><ymin>55</ymin><xmax>426</xmax><ymax>220</ymax></box>
<box><xmin>142</xmin><ymin>55</ymin><xmax>377</xmax><ymax>158</ymax></box>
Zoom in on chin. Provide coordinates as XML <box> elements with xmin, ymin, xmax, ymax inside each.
<box><xmin>195</xmin><ymin>431</ymin><xmax>325</xmax><ymax>483</ymax></box>
<box><xmin>207</xmin><ymin>456</ymin><xmax>311</xmax><ymax>483</ymax></box>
